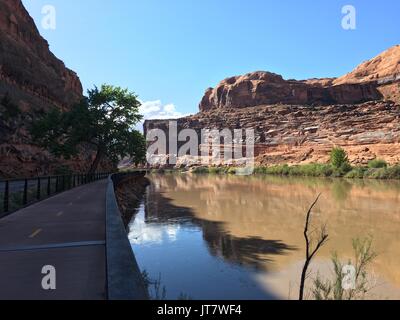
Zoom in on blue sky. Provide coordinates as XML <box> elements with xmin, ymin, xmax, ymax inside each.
<box><xmin>23</xmin><ymin>0</ymin><xmax>400</xmax><ymax>119</ymax></box>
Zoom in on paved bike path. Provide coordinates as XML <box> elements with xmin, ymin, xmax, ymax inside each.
<box><xmin>0</xmin><ymin>180</ymin><xmax>108</xmax><ymax>300</ymax></box>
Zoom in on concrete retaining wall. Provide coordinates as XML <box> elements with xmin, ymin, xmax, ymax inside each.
<box><xmin>105</xmin><ymin>172</ymin><xmax>149</xmax><ymax>300</ymax></box>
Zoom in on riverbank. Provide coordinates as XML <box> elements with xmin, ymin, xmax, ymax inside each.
<box><xmin>149</xmin><ymin>162</ymin><xmax>400</xmax><ymax>180</ymax></box>
<box><xmin>114</xmin><ymin>174</ymin><xmax>150</xmax><ymax>227</ymax></box>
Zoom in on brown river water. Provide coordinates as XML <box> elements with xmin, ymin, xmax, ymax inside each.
<box><xmin>128</xmin><ymin>174</ymin><xmax>400</xmax><ymax>300</ymax></box>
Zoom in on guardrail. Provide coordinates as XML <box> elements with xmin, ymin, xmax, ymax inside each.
<box><xmin>106</xmin><ymin>171</ymin><xmax>149</xmax><ymax>300</ymax></box>
<box><xmin>0</xmin><ymin>172</ymin><xmax>113</xmax><ymax>218</ymax></box>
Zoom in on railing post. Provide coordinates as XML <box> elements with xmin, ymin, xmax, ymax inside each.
<box><xmin>47</xmin><ymin>177</ymin><xmax>51</xmax><ymax>196</ymax></box>
<box><xmin>36</xmin><ymin>177</ymin><xmax>41</xmax><ymax>200</ymax></box>
<box><xmin>73</xmin><ymin>175</ymin><xmax>76</xmax><ymax>188</ymax></box>
<box><xmin>62</xmin><ymin>175</ymin><xmax>65</xmax><ymax>191</ymax></box>
<box><xmin>23</xmin><ymin>179</ymin><xmax>28</xmax><ymax>205</ymax></box>
<box><xmin>55</xmin><ymin>176</ymin><xmax>59</xmax><ymax>193</ymax></box>
<box><xmin>4</xmin><ymin>180</ymin><xmax>9</xmax><ymax>213</ymax></box>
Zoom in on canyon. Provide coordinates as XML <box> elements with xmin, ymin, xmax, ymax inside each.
<box><xmin>145</xmin><ymin>45</ymin><xmax>400</xmax><ymax>167</ymax></box>
<box><xmin>0</xmin><ymin>0</ymin><xmax>111</xmax><ymax>178</ymax></box>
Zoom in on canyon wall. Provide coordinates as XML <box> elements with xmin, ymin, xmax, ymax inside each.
<box><xmin>145</xmin><ymin>45</ymin><xmax>400</xmax><ymax>167</ymax></box>
<box><xmin>0</xmin><ymin>0</ymin><xmax>112</xmax><ymax>178</ymax></box>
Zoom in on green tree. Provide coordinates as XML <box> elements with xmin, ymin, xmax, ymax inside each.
<box><xmin>31</xmin><ymin>84</ymin><xmax>146</xmax><ymax>173</ymax></box>
<box><xmin>330</xmin><ymin>147</ymin><xmax>349</xmax><ymax>169</ymax></box>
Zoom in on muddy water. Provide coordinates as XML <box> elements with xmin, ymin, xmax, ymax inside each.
<box><xmin>128</xmin><ymin>174</ymin><xmax>400</xmax><ymax>300</ymax></box>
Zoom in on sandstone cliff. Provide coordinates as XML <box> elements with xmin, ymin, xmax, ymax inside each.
<box><xmin>199</xmin><ymin>46</ymin><xmax>400</xmax><ymax>112</ymax></box>
<box><xmin>0</xmin><ymin>0</ymin><xmax>111</xmax><ymax>178</ymax></box>
<box><xmin>145</xmin><ymin>45</ymin><xmax>400</xmax><ymax>167</ymax></box>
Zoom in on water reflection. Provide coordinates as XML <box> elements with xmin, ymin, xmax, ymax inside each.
<box><xmin>129</xmin><ymin>174</ymin><xmax>400</xmax><ymax>299</ymax></box>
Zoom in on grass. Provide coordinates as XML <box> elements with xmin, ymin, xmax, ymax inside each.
<box><xmin>186</xmin><ymin>163</ymin><xmax>400</xmax><ymax>180</ymax></box>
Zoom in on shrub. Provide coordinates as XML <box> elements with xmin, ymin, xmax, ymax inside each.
<box><xmin>368</xmin><ymin>159</ymin><xmax>388</xmax><ymax>169</ymax></box>
<box><xmin>227</xmin><ymin>167</ymin><xmax>237</xmax><ymax>175</ymax></box>
<box><xmin>330</xmin><ymin>147</ymin><xmax>349</xmax><ymax>169</ymax></box>
<box><xmin>345</xmin><ymin>167</ymin><xmax>367</xmax><ymax>179</ymax></box>
<box><xmin>253</xmin><ymin>166</ymin><xmax>267</xmax><ymax>174</ymax></box>
<box><xmin>388</xmin><ymin>165</ymin><xmax>400</xmax><ymax>179</ymax></box>
<box><xmin>208</xmin><ymin>167</ymin><xmax>228</xmax><ymax>175</ymax></box>
<box><xmin>337</xmin><ymin>162</ymin><xmax>353</xmax><ymax>175</ymax></box>
<box><xmin>191</xmin><ymin>166</ymin><xmax>209</xmax><ymax>174</ymax></box>
<box><xmin>265</xmin><ymin>164</ymin><xmax>290</xmax><ymax>175</ymax></box>
<box><xmin>365</xmin><ymin>168</ymin><xmax>388</xmax><ymax>179</ymax></box>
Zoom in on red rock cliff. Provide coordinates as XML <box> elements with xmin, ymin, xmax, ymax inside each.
<box><xmin>199</xmin><ymin>46</ymin><xmax>400</xmax><ymax>112</ymax></box>
<box><xmin>0</xmin><ymin>0</ymin><xmax>83</xmax><ymax>111</ymax></box>
<box><xmin>145</xmin><ymin>45</ymin><xmax>400</xmax><ymax>167</ymax></box>
<box><xmin>0</xmin><ymin>0</ymin><xmax>111</xmax><ymax>178</ymax></box>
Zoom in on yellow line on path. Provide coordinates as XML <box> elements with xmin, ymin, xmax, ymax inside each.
<box><xmin>29</xmin><ymin>229</ymin><xmax>42</xmax><ymax>238</ymax></box>
<box><xmin>56</xmin><ymin>211</ymin><xmax>64</xmax><ymax>217</ymax></box>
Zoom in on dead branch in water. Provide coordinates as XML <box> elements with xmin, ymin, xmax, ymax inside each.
<box><xmin>299</xmin><ymin>194</ymin><xmax>329</xmax><ymax>300</ymax></box>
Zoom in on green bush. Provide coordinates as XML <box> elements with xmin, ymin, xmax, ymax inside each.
<box><xmin>227</xmin><ymin>167</ymin><xmax>237</xmax><ymax>175</ymax></box>
<box><xmin>345</xmin><ymin>167</ymin><xmax>367</xmax><ymax>179</ymax></box>
<box><xmin>387</xmin><ymin>165</ymin><xmax>400</xmax><ymax>179</ymax></box>
<box><xmin>191</xmin><ymin>166</ymin><xmax>209</xmax><ymax>174</ymax></box>
<box><xmin>265</xmin><ymin>164</ymin><xmax>290</xmax><ymax>175</ymax></box>
<box><xmin>208</xmin><ymin>167</ymin><xmax>229</xmax><ymax>175</ymax></box>
<box><xmin>368</xmin><ymin>159</ymin><xmax>388</xmax><ymax>169</ymax></box>
<box><xmin>253</xmin><ymin>166</ymin><xmax>268</xmax><ymax>174</ymax></box>
<box><xmin>333</xmin><ymin>162</ymin><xmax>353</xmax><ymax>177</ymax></box>
<box><xmin>330</xmin><ymin>147</ymin><xmax>349</xmax><ymax>169</ymax></box>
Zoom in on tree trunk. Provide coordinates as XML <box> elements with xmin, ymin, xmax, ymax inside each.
<box><xmin>89</xmin><ymin>149</ymin><xmax>103</xmax><ymax>174</ymax></box>
<box><xmin>299</xmin><ymin>260</ymin><xmax>310</xmax><ymax>300</ymax></box>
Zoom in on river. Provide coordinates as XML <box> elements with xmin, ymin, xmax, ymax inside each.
<box><xmin>128</xmin><ymin>174</ymin><xmax>400</xmax><ymax>300</ymax></box>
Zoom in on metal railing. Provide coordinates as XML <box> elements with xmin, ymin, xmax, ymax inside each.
<box><xmin>0</xmin><ymin>172</ymin><xmax>113</xmax><ymax>218</ymax></box>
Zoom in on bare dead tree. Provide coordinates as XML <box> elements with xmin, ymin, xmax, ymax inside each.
<box><xmin>299</xmin><ymin>194</ymin><xmax>329</xmax><ymax>300</ymax></box>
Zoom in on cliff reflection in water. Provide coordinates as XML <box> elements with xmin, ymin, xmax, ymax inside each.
<box><xmin>141</xmin><ymin>183</ymin><xmax>296</xmax><ymax>270</ymax></box>
<box><xmin>129</xmin><ymin>174</ymin><xmax>400</xmax><ymax>299</ymax></box>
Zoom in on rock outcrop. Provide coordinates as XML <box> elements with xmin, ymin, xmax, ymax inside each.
<box><xmin>145</xmin><ymin>45</ymin><xmax>400</xmax><ymax>167</ymax></box>
<box><xmin>199</xmin><ymin>46</ymin><xmax>400</xmax><ymax>112</ymax></box>
<box><xmin>0</xmin><ymin>0</ymin><xmax>82</xmax><ymax>111</ymax></box>
<box><xmin>0</xmin><ymin>0</ymin><xmax>112</xmax><ymax>178</ymax></box>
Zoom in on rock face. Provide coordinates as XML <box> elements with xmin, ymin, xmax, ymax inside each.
<box><xmin>334</xmin><ymin>45</ymin><xmax>400</xmax><ymax>85</ymax></box>
<box><xmin>0</xmin><ymin>0</ymin><xmax>111</xmax><ymax>178</ymax></box>
<box><xmin>145</xmin><ymin>101</ymin><xmax>400</xmax><ymax>166</ymax></box>
<box><xmin>145</xmin><ymin>45</ymin><xmax>400</xmax><ymax>167</ymax></box>
<box><xmin>199</xmin><ymin>46</ymin><xmax>400</xmax><ymax>112</ymax></box>
<box><xmin>0</xmin><ymin>0</ymin><xmax>82</xmax><ymax>111</ymax></box>
<box><xmin>199</xmin><ymin>72</ymin><xmax>382</xmax><ymax>111</ymax></box>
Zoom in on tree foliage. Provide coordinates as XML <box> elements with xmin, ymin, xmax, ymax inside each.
<box><xmin>31</xmin><ymin>84</ymin><xmax>146</xmax><ymax>173</ymax></box>
<box><xmin>330</xmin><ymin>147</ymin><xmax>349</xmax><ymax>169</ymax></box>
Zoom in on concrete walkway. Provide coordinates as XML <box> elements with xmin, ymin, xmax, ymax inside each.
<box><xmin>0</xmin><ymin>180</ymin><xmax>108</xmax><ymax>300</ymax></box>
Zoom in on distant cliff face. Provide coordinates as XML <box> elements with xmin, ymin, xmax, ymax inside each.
<box><xmin>145</xmin><ymin>45</ymin><xmax>400</xmax><ymax>167</ymax></box>
<box><xmin>0</xmin><ymin>0</ymin><xmax>111</xmax><ymax>178</ymax></box>
<box><xmin>199</xmin><ymin>46</ymin><xmax>400</xmax><ymax>112</ymax></box>
<box><xmin>0</xmin><ymin>0</ymin><xmax>82</xmax><ymax>111</ymax></box>
<box><xmin>199</xmin><ymin>72</ymin><xmax>383</xmax><ymax>112</ymax></box>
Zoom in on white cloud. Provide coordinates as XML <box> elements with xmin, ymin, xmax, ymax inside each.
<box><xmin>136</xmin><ymin>100</ymin><xmax>191</xmax><ymax>131</ymax></box>
<box><xmin>139</xmin><ymin>100</ymin><xmax>187</xmax><ymax>120</ymax></box>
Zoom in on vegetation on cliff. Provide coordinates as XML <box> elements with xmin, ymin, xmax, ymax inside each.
<box><xmin>31</xmin><ymin>85</ymin><xmax>146</xmax><ymax>173</ymax></box>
